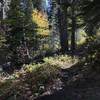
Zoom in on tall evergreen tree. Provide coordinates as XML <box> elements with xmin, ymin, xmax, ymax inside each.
<box><xmin>7</xmin><ymin>0</ymin><xmax>34</xmax><ymax>67</ymax></box>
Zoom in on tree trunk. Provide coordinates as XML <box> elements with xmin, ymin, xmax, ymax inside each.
<box><xmin>71</xmin><ymin>5</ymin><xmax>76</xmax><ymax>53</ymax></box>
<box><xmin>0</xmin><ymin>0</ymin><xmax>3</xmax><ymax>19</ymax></box>
<box><xmin>58</xmin><ymin>7</ymin><xmax>69</xmax><ymax>53</ymax></box>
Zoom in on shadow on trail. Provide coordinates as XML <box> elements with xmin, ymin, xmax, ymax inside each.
<box><xmin>35</xmin><ymin>61</ymin><xmax>100</xmax><ymax>100</ymax></box>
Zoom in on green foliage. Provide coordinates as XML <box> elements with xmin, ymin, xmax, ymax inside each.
<box><xmin>78</xmin><ymin>36</ymin><xmax>100</xmax><ymax>71</ymax></box>
<box><xmin>43</xmin><ymin>55</ymin><xmax>78</xmax><ymax>67</ymax></box>
<box><xmin>24</xmin><ymin>63</ymin><xmax>60</xmax><ymax>84</ymax></box>
<box><xmin>0</xmin><ymin>32</ymin><xmax>6</xmax><ymax>48</ymax></box>
<box><xmin>6</xmin><ymin>0</ymin><xmax>36</xmax><ymax>66</ymax></box>
<box><xmin>0</xmin><ymin>0</ymin><xmax>100</xmax><ymax>99</ymax></box>
<box><xmin>81</xmin><ymin>0</ymin><xmax>100</xmax><ymax>35</ymax></box>
<box><xmin>0</xmin><ymin>59</ymin><xmax>60</xmax><ymax>99</ymax></box>
<box><xmin>0</xmin><ymin>54</ymin><xmax>78</xmax><ymax>98</ymax></box>
<box><xmin>32</xmin><ymin>0</ymin><xmax>42</xmax><ymax>10</ymax></box>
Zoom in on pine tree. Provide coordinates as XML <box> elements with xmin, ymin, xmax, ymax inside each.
<box><xmin>7</xmin><ymin>0</ymin><xmax>34</xmax><ymax>68</ymax></box>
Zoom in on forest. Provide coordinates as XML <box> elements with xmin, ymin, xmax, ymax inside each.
<box><xmin>0</xmin><ymin>0</ymin><xmax>100</xmax><ymax>100</ymax></box>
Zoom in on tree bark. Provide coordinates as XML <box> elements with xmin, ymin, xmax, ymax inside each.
<box><xmin>71</xmin><ymin>5</ymin><xmax>76</xmax><ymax>53</ymax></box>
<box><xmin>57</xmin><ymin>7</ymin><xmax>69</xmax><ymax>53</ymax></box>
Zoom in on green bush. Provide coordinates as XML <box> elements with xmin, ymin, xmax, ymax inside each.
<box><xmin>0</xmin><ymin>54</ymin><xmax>78</xmax><ymax>99</ymax></box>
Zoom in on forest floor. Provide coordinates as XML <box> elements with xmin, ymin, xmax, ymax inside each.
<box><xmin>35</xmin><ymin>64</ymin><xmax>100</xmax><ymax>100</ymax></box>
<box><xmin>1</xmin><ymin>61</ymin><xmax>100</xmax><ymax>100</ymax></box>
<box><xmin>0</xmin><ymin>53</ymin><xmax>100</xmax><ymax>100</ymax></box>
<box><xmin>0</xmin><ymin>37</ymin><xmax>100</xmax><ymax>100</ymax></box>
<box><xmin>36</xmin><ymin>42</ymin><xmax>100</xmax><ymax>100</ymax></box>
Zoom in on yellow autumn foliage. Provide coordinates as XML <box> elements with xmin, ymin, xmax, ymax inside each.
<box><xmin>32</xmin><ymin>9</ymin><xmax>49</xmax><ymax>36</ymax></box>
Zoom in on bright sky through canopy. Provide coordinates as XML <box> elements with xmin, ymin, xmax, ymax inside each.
<box><xmin>45</xmin><ymin>0</ymin><xmax>48</xmax><ymax>7</ymax></box>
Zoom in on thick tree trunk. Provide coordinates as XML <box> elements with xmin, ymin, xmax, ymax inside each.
<box><xmin>58</xmin><ymin>7</ymin><xmax>69</xmax><ymax>53</ymax></box>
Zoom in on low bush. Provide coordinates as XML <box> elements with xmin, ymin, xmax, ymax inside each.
<box><xmin>0</xmin><ymin>55</ymin><xmax>80</xmax><ymax>99</ymax></box>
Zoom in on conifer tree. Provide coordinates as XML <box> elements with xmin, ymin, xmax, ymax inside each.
<box><xmin>7</xmin><ymin>0</ymin><xmax>34</xmax><ymax>67</ymax></box>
